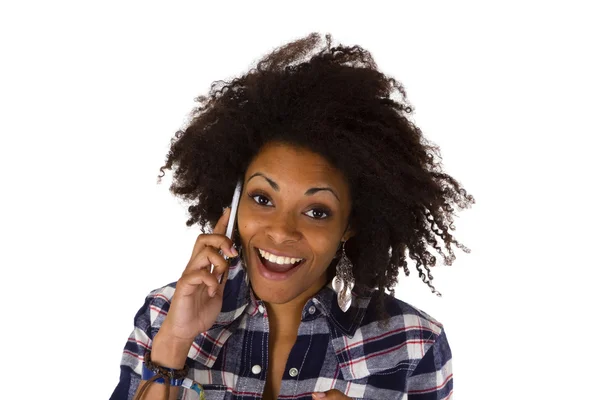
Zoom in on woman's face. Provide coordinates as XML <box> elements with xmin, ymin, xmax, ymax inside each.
<box><xmin>237</xmin><ymin>141</ymin><xmax>354</xmax><ymax>305</ymax></box>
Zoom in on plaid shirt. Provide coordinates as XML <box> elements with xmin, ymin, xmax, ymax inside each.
<box><xmin>110</xmin><ymin>256</ymin><xmax>453</xmax><ymax>400</ymax></box>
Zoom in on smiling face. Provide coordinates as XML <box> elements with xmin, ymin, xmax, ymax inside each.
<box><xmin>236</xmin><ymin>141</ymin><xmax>355</xmax><ymax>305</ymax></box>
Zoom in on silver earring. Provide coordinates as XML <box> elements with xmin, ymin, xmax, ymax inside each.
<box><xmin>331</xmin><ymin>241</ymin><xmax>354</xmax><ymax>312</ymax></box>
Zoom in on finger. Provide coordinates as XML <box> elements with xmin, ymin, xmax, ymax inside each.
<box><xmin>312</xmin><ymin>390</ymin><xmax>350</xmax><ymax>400</ymax></box>
<box><xmin>191</xmin><ymin>246</ymin><xmax>232</xmax><ymax>286</ymax></box>
<box><xmin>177</xmin><ymin>269</ymin><xmax>221</xmax><ymax>297</ymax></box>
<box><xmin>213</xmin><ymin>207</ymin><xmax>232</xmax><ymax>236</ymax></box>
<box><xmin>190</xmin><ymin>232</ymin><xmax>237</xmax><ymax>261</ymax></box>
<box><xmin>215</xmin><ymin>262</ymin><xmax>231</xmax><ymax>294</ymax></box>
<box><xmin>186</xmin><ymin>246</ymin><xmax>230</xmax><ymax>277</ymax></box>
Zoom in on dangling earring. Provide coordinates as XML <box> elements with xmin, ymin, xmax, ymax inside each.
<box><xmin>331</xmin><ymin>241</ymin><xmax>354</xmax><ymax>312</ymax></box>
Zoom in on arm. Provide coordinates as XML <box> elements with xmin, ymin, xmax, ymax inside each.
<box><xmin>110</xmin><ymin>287</ymin><xmax>189</xmax><ymax>400</ymax></box>
<box><xmin>111</xmin><ymin>209</ymin><xmax>235</xmax><ymax>400</ymax></box>
<box><xmin>131</xmin><ymin>332</ymin><xmax>192</xmax><ymax>400</ymax></box>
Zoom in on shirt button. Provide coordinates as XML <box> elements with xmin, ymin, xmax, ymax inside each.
<box><xmin>308</xmin><ymin>306</ymin><xmax>316</xmax><ymax>315</ymax></box>
<box><xmin>252</xmin><ymin>365</ymin><xmax>262</xmax><ymax>374</ymax></box>
<box><xmin>258</xmin><ymin>305</ymin><xmax>265</xmax><ymax>314</ymax></box>
<box><xmin>288</xmin><ymin>367</ymin><xmax>299</xmax><ymax>377</ymax></box>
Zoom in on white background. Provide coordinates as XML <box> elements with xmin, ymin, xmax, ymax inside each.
<box><xmin>1</xmin><ymin>1</ymin><xmax>598</xmax><ymax>399</ymax></box>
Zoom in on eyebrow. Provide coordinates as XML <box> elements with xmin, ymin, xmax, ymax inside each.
<box><xmin>247</xmin><ymin>172</ymin><xmax>340</xmax><ymax>202</ymax></box>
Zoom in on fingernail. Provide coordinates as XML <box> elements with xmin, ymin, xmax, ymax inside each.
<box><xmin>313</xmin><ymin>393</ymin><xmax>326</xmax><ymax>399</ymax></box>
<box><xmin>230</xmin><ymin>245</ymin><xmax>238</xmax><ymax>256</ymax></box>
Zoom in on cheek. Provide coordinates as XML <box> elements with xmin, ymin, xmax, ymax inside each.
<box><xmin>310</xmin><ymin>236</ymin><xmax>338</xmax><ymax>261</ymax></box>
<box><xmin>236</xmin><ymin>201</ymin><xmax>262</xmax><ymax>240</ymax></box>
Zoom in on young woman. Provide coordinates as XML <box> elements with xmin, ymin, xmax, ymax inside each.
<box><xmin>110</xmin><ymin>32</ymin><xmax>474</xmax><ymax>400</ymax></box>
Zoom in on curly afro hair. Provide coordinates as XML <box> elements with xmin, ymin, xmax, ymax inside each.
<box><xmin>157</xmin><ymin>32</ymin><xmax>475</xmax><ymax>313</ymax></box>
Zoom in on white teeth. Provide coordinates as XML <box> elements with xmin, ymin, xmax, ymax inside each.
<box><xmin>258</xmin><ymin>248</ymin><xmax>303</xmax><ymax>265</ymax></box>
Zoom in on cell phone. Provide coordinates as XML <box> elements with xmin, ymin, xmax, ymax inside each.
<box><xmin>225</xmin><ymin>179</ymin><xmax>243</xmax><ymax>242</ymax></box>
<box><xmin>213</xmin><ymin>179</ymin><xmax>243</xmax><ymax>283</ymax></box>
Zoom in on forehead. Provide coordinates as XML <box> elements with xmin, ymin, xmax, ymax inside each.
<box><xmin>245</xmin><ymin>142</ymin><xmax>348</xmax><ymax>187</ymax></box>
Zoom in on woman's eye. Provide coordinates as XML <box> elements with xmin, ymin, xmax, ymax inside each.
<box><xmin>304</xmin><ymin>208</ymin><xmax>330</xmax><ymax>220</ymax></box>
<box><xmin>250</xmin><ymin>194</ymin><xmax>273</xmax><ymax>206</ymax></box>
<box><xmin>249</xmin><ymin>193</ymin><xmax>330</xmax><ymax>219</ymax></box>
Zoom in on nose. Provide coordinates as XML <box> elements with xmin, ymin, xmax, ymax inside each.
<box><xmin>265</xmin><ymin>210</ymin><xmax>302</xmax><ymax>244</ymax></box>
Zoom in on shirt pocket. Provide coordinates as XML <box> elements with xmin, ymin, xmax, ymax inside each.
<box><xmin>182</xmin><ymin>383</ymin><xmax>228</xmax><ymax>400</ymax></box>
<box><xmin>342</xmin><ymin>363</ymin><xmax>413</xmax><ymax>400</ymax></box>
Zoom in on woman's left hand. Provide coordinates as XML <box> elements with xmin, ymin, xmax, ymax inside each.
<box><xmin>312</xmin><ymin>390</ymin><xmax>352</xmax><ymax>400</ymax></box>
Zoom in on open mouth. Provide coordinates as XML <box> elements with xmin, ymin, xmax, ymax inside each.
<box><xmin>254</xmin><ymin>247</ymin><xmax>306</xmax><ymax>278</ymax></box>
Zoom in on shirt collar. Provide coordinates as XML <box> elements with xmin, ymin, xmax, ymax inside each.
<box><xmin>310</xmin><ymin>281</ymin><xmax>373</xmax><ymax>337</ymax></box>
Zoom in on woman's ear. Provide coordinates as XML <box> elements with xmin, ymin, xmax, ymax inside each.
<box><xmin>342</xmin><ymin>225</ymin><xmax>356</xmax><ymax>242</ymax></box>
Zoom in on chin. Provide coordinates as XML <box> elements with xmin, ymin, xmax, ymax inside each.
<box><xmin>245</xmin><ymin>266</ymin><xmax>304</xmax><ymax>303</ymax></box>
<box><xmin>250</xmin><ymin>282</ymin><xmax>298</xmax><ymax>304</ymax></box>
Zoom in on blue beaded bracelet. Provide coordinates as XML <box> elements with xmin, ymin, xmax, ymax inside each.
<box><xmin>142</xmin><ymin>362</ymin><xmax>186</xmax><ymax>386</ymax></box>
<box><xmin>141</xmin><ymin>351</ymin><xmax>189</xmax><ymax>387</ymax></box>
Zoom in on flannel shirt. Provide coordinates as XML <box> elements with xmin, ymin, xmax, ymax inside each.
<box><xmin>110</xmin><ymin>256</ymin><xmax>453</xmax><ymax>400</ymax></box>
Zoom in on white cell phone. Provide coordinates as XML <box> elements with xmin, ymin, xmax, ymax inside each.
<box><xmin>213</xmin><ymin>179</ymin><xmax>243</xmax><ymax>283</ymax></box>
<box><xmin>225</xmin><ymin>179</ymin><xmax>243</xmax><ymax>242</ymax></box>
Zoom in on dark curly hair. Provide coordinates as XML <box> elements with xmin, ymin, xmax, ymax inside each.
<box><xmin>157</xmin><ymin>32</ymin><xmax>475</xmax><ymax>315</ymax></box>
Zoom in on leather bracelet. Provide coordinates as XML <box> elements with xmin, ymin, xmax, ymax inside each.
<box><xmin>142</xmin><ymin>351</ymin><xmax>189</xmax><ymax>386</ymax></box>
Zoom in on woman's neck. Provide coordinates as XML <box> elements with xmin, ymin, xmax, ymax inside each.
<box><xmin>264</xmin><ymin>275</ymin><xmax>326</xmax><ymax>338</ymax></box>
<box><xmin>265</xmin><ymin>301</ymin><xmax>303</xmax><ymax>339</ymax></box>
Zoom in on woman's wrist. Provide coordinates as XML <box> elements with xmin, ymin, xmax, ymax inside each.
<box><xmin>150</xmin><ymin>330</ymin><xmax>194</xmax><ymax>370</ymax></box>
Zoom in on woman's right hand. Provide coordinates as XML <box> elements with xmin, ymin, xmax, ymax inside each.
<box><xmin>158</xmin><ymin>207</ymin><xmax>238</xmax><ymax>343</ymax></box>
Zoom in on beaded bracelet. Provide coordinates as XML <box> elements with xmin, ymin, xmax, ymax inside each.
<box><xmin>134</xmin><ymin>352</ymin><xmax>191</xmax><ymax>400</ymax></box>
<box><xmin>142</xmin><ymin>351</ymin><xmax>190</xmax><ymax>383</ymax></box>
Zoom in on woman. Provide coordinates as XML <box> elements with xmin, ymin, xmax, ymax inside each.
<box><xmin>110</xmin><ymin>33</ymin><xmax>474</xmax><ymax>400</ymax></box>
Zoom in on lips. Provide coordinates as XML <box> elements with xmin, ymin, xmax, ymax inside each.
<box><xmin>260</xmin><ymin>254</ymin><xmax>301</xmax><ymax>272</ymax></box>
<box><xmin>253</xmin><ymin>246</ymin><xmax>306</xmax><ymax>281</ymax></box>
